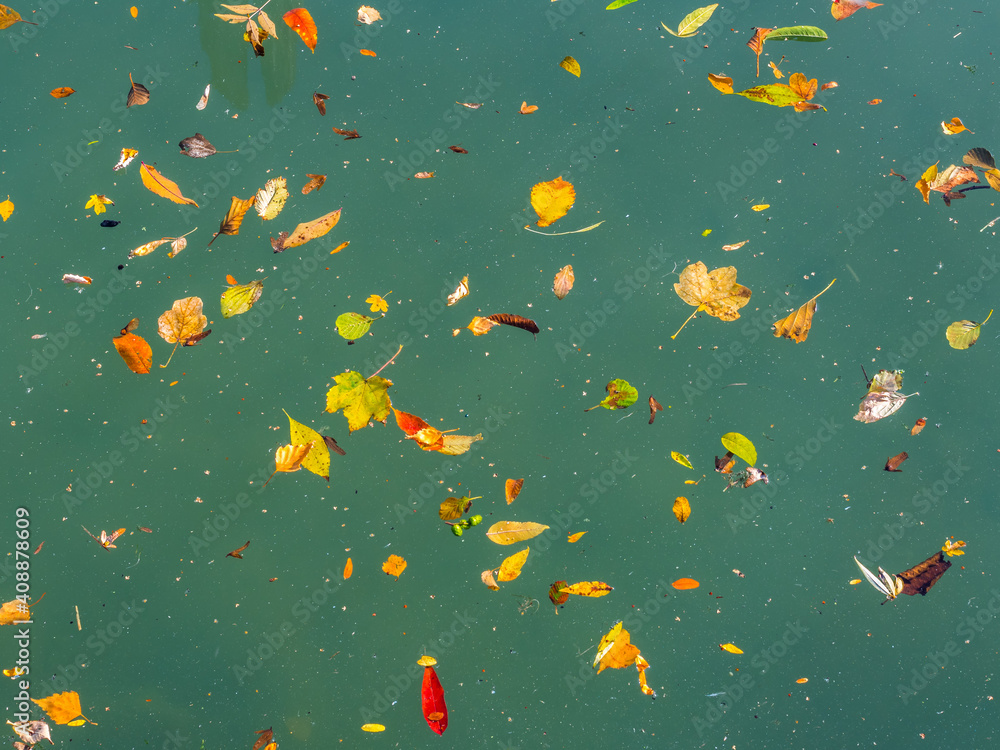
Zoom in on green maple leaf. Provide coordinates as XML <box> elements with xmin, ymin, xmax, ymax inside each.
<box><xmin>325</xmin><ymin>371</ymin><xmax>392</xmax><ymax>432</ymax></box>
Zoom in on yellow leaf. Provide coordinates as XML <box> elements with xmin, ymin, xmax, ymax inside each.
<box><xmin>559</xmin><ymin>581</ymin><xmax>613</xmax><ymax>597</ymax></box>
<box><xmin>773</xmin><ymin>279</ymin><xmax>836</xmax><ymax>343</ymax></box>
<box><xmin>0</xmin><ymin>4</ymin><xmax>27</xmax><ymax>28</ymax></box>
<box><xmin>361</xmin><ymin>724</ymin><xmax>385</xmax><ymax>732</ymax></box>
<box><xmin>273</xmin><ymin>443</ymin><xmax>312</xmax><ymax>474</ymax></box>
<box><xmin>672</xmin><ymin>261</ymin><xmax>752</xmax><ymax>338</ymax></box>
<box><xmin>367</xmin><ymin>293</ymin><xmax>390</xmax><ymax>313</ymax></box>
<box><xmin>139</xmin><ymin>163</ymin><xmax>198</xmax><ymax>206</ymax></box>
<box><xmin>662</xmin><ymin>4</ymin><xmax>719</xmax><ymax>37</ymax></box>
<box><xmin>530</xmin><ymin>176</ymin><xmax>575</xmax><ymax>227</ymax></box>
<box><xmin>707</xmin><ymin>73</ymin><xmax>734</xmax><ymax>94</ymax></box>
<box><xmin>567</xmin><ymin>531</ymin><xmax>587</xmax><ymax>543</ymax></box>
<box><xmin>941</xmin><ymin>117</ymin><xmax>973</xmax><ymax>135</ymax></box>
<box><xmin>946</xmin><ymin>310</ymin><xmax>992</xmax><ymax>349</ymax></box>
<box><xmin>673</xmin><ymin>496</ymin><xmax>691</xmax><ymax>523</ymax></box>
<box><xmin>702</xmin><ymin>228</ymin><xmax>712</xmax><ymax>236</ymax></box>
<box><xmin>283</xmin><ymin>208</ymin><xmax>343</xmax><ymax>249</ymax></box>
<box><xmin>497</xmin><ymin>547</ymin><xmax>530</xmax><ymax>582</ymax></box>
<box><xmin>468</xmin><ymin>316</ymin><xmax>499</xmax><ymax>335</ymax></box>
<box><xmin>505</xmin><ymin>478</ymin><xmax>524</xmax><ymax>504</ymax></box>
<box><xmin>942</xmin><ymin>539</ymin><xmax>966</xmax><ymax>557</ymax></box>
<box><xmin>670</xmin><ymin>451</ymin><xmax>693</xmax><ymax>469</ymax></box>
<box><xmin>417</xmin><ymin>655</ymin><xmax>437</xmax><ymax>666</ymax></box>
<box><xmin>559</xmin><ymin>55</ymin><xmax>581</xmax><ymax>77</ymax></box>
<box><xmin>484</xmin><ymin>521</ymin><xmax>550</xmax><ymax>545</ymax></box>
<box><xmin>751</xmin><ymin>204</ymin><xmax>769</xmax><ymax>211</ymax></box>
<box><xmin>915</xmin><ymin>162</ymin><xmax>937</xmax><ymax>204</ymax></box>
<box><xmin>221</xmin><ymin>277</ymin><xmax>265</xmax><ymax>318</ymax></box>
<box><xmin>720</xmin><ymin>643</ymin><xmax>743</xmax><ymax>654</ymax></box>
<box><xmin>254</xmin><ymin>177</ymin><xmax>289</xmax><ymax>220</ymax></box>
<box><xmin>157</xmin><ymin>296</ymin><xmax>208</xmax><ymax>351</ymax></box>
<box><xmin>85</xmin><ymin>194</ymin><xmax>113</xmax><ymax>215</ymax></box>
<box><xmin>209</xmin><ymin>196</ymin><xmax>256</xmax><ymax>245</ymax></box>
<box><xmin>447</xmin><ymin>276</ymin><xmax>470</xmax><ymax>305</ymax></box>
<box><xmin>66</xmin><ymin>719</ymin><xmax>88</xmax><ymax>727</ymax></box>
<box><xmin>0</xmin><ymin>598</ymin><xmax>33</xmax><ymax>626</ymax></box>
<box><xmin>284</xmin><ymin>409</ymin><xmax>331</xmax><ymax>481</ymax></box>
<box><xmin>32</xmin><ymin>691</ymin><xmax>91</xmax><ymax>725</ymax></box>
<box><xmin>0</xmin><ymin>195</ymin><xmax>13</xmax><ymax>221</ymax></box>
<box><xmin>382</xmin><ymin>553</ymin><xmax>407</xmax><ymax>578</ymax></box>
<box><xmin>721</xmin><ymin>432</ymin><xmax>757</xmax><ymax>466</ymax></box>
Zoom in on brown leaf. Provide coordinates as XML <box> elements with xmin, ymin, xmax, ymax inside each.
<box><xmin>486</xmin><ymin>313</ymin><xmax>539</xmax><ymax>338</ymax></box>
<box><xmin>773</xmin><ymin>279</ymin><xmax>836</xmax><ymax>343</ymax></box>
<box><xmin>648</xmin><ymin>396</ymin><xmax>663</xmax><ymax>424</ymax></box>
<box><xmin>302</xmin><ymin>174</ymin><xmax>326</xmax><ymax>194</ymax></box>
<box><xmin>715</xmin><ymin>451</ymin><xmax>735</xmax><ymax>473</ymax></box>
<box><xmin>885</xmin><ymin>452</ymin><xmax>908</xmax><ymax>472</ymax></box>
<box><xmin>112</xmin><ymin>318</ymin><xmax>152</xmax><ymax>374</ymax></box>
<box><xmin>323</xmin><ymin>435</ymin><xmax>347</xmax><ymax>456</ymax></box>
<box><xmin>209</xmin><ymin>196</ymin><xmax>255</xmax><ymax>246</ymax></box>
<box><xmin>127</xmin><ymin>72</ymin><xmax>149</xmax><ymax>107</ymax></box>
<box><xmin>270</xmin><ymin>232</ymin><xmax>289</xmax><ymax>253</ymax></box>
<box><xmin>742</xmin><ymin>467</ymin><xmax>768</xmax><ymax>487</ymax></box>
<box><xmin>448</xmin><ymin>145</ymin><xmax>468</xmax><ymax>154</ymax></box>
<box><xmin>313</xmin><ymin>92</ymin><xmax>330</xmax><ymax>116</ymax></box>
<box><xmin>178</xmin><ymin>133</ymin><xmax>217</xmax><ymax>158</ymax></box>
<box><xmin>10</xmin><ymin>721</ymin><xmax>52</xmax><ymax>746</ymax></box>
<box><xmin>227</xmin><ymin>540</ymin><xmax>250</xmax><ymax>558</ymax></box>
<box><xmin>553</xmin><ymin>264</ymin><xmax>574</xmax><ymax>300</ymax></box>
<box><xmin>252</xmin><ymin>728</ymin><xmax>274</xmax><ymax>750</ymax></box>
<box><xmin>910</xmin><ymin>417</ymin><xmax>926</xmax><ymax>436</ymax></box>
<box><xmin>897</xmin><ymin>550</ymin><xmax>951</xmax><ymax>596</ymax></box>
<box><xmin>333</xmin><ymin>127</ymin><xmax>361</xmax><ymax>139</ymax></box>
<box><xmin>746</xmin><ymin>28</ymin><xmax>774</xmax><ymax>77</ymax></box>
<box><xmin>964</xmin><ymin>147</ymin><xmax>996</xmax><ymax>170</ymax></box>
<box><xmin>548</xmin><ymin>580</ymin><xmax>569</xmax><ymax>608</ymax></box>
<box><xmin>283</xmin><ymin>208</ymin><xmax>342</xmax><ymax>250</ymax></box>
<box><xmin>50</xmin><ymin>87</ymin><xmax>75</xmax><ymax>98</ymax></box>
<box><xmin>505</xmin><ymin>478</ymin><xmax>524</xmax><ymax>505</ymax></box>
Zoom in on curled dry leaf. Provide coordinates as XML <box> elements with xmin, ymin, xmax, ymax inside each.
<box><xmin>178</xmin><ymin>133</ymin><xmax>217</xmax><ymax>158</ymax></box>
<box><xmin>113</xmin><ymin>147</ymin><xmax>138</xmax><ymax>171</ymax></box>
<box><xmin>50</xmin><ymin>87</ymin><xmax>75</xmax><ymax>98</ymax></box>
<box><xmin>196</xmin><ymin>83</ymin><xmax>210</xmax><ymax>110</ymax></box>
<box><xmin>505</xmin><ymin>478</ymin><xmax>524</xmax><ymax>505</ymax></box>
<box><xmin>964</xmin><ymin>147</ymin><xmax>996</xmax><ymax>170</ymax></box>
<box><xmin>885</xmin><ymin>452</ymin><xmax>908</xmax><ymax>472</ymax></box>
<box><xmin>313</xmin><ymin>91</ymin><xmax>329</xmax><ymax>116</ymax></box>
<box><xmin>468</xmin><ymin>313</ymin><xmax>540</xmax><ymax>338</ymax></box>
<box><xmin>140</xmin><ymin>163</ymin><xmax>198</xmax><ymax>206</ymax></box>
<box><xmin>209</xmin><ymin>196</ymin><xmax>255</xmax><ymax>246</ymax></box>
<box><xmin>457</xmin><ymin>102</ymin><xmax>483</xmax><ymax>109</ymax></box>
<box><xmin>531</xmin><ymin>176</ymin><xmax>575</xmax><ymax>227</ymax></box>
<box><xmin>302</xmin><ymin>174</ymin><xmax>326</xmax><ymax>194</ymax></box>
<box><xmin>333</xmin><ymin>127</ymin><xmax>361</xmax><ymax>139</ymax></box>
<box><xmin>773</xmin><ymin>278</ymin><xmax>836</xmax><ymax>343</ymax></box>
<box><xmin>414</xmin><ymin>171</ymin><xmax>434</xmax><ymax>179</ymax></box>
<box><xmin>831</xmin><ymin>0</ymin><xmax>883</xmax><ymax>21</ymax></box>
<box><xmin>255</xmin><ymin>177</ymin><xmax>289</xmax><ymax>220</ymax></box>
<box><xmin>447</xmin><ymin>276</ymin><xmax>469</xmax><ymax>305</ymax></box>
<box><xmin>11</xmin><ymin>720</ymin><xmax>52</xmax><ymax>746</ymax></box>
<box><xmin>280</xmin><ymin>208</ymin><xmax>343</xmax><ymax>251</ymax></box>
<box><xmin>62</xmin><ymin>273</ymin><xmax>92</xmax><ymax>285</ymax></box>
<box><xmin>519</xmin><ymin>101</ymin><xmax>538</xmax><ymax>114</ymax></box>
<box><xmin>911</xmin><ymin>417</ymin><xmax>927</xmax><ymax>436</ymax></box>
<box><xmin>481</xmin><ymin>568</ymin><xmax>500</xmax><ymax>591</ymax></box>
<box><xmin>382</xmin><ymin>553</ymin><xmax>406</xmax><ymax>578</ymax></box>
<box><xmin>722</xmin><ymin>240</ymin><xmax>749</xmax><ymax>251</ymax></box>
<box><xmin>855</xmin><ymin>369</ymin><xmax>912</xmax><ymax>423</ymax></box>
<box><xmin>553</xmin><ymin>264</ymin><xmax>574</xmax><ymax>300</ymax></box>
<box><xmin>745</xmin><ymin>27</ymin><xmax>774</xmax><ymax>77</ymax></box>
<box><xmin>113</xmin><ymin>318</ymin><xmax>152</xmax><ymax>374</ymax></box>
<box><xmin>126</xmin><ymin>72</ymin><xmax>149</xmax><ymax>107</ymax></box>
<box><xmin>227</xmin><ymin>541</ymin><xmax>250</xmax><ymax>559</ymax></box>
<box><xmin>448</xmin><ymin>145</ymin><xmax>468</xmax><ymax>154</ymax></box>
<box><xmin>648</xmin><ymin>396</ymin><xmax>663</xmax><ymax>424</ymax></box>
<box><xmin>283</xmin><ymin>8</ymin><xmax>318</xmax><ymax>51</ymax></box>
<box><xmin>357</xmin><ymin>5</ymin><xmax>382</xmax><ymax>24</ymax></box>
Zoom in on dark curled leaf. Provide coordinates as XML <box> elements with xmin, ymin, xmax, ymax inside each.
<box><xmin>486</xmin><ymin>313</ymin><xmax>539</xmax><ymax>339</ymax></box>
<box><xmin>126</xmin><ymin>72</ymin><xmax>149</xmax><ymax>107</ymax></box>
<box><xmin>252</xmin><ymin>727</ymin><xmax>274</xmax><ymax>750</ymax></box>
<box><xmin>179</xmin><ymin>133</ymin><xmax>218</xmax><ymax>158</ymax></box>
<box><xmin>313</xmin><ymin>92</ymin><xmax>329</xmax><ymax>116</ymax></box>
<box><xmin>323</xmin><ymin>435</ymin><xmax>347</xmax><ymax>456</ymax></box>
<box><xmin>183</xmin><ymin>329</ymin><xmax>212</xmax><ymax>346</ymax></box>
<box><xmin>648</xmin><ymin>396</ymin><xmax>663</xmax><ymax>424</ymax></box>
<box><xmin>715</xmin><ymin>451</ymin><xmax>735</xmax><ymax>473</ymax></box>
<box><xmin>449</xmin><ymin>145</ymin><xmax>468</xmax><ymax>154</ymax></box>
<box><xmin>101</xmin><ymin>220</ymin><xmax>120</xmax><ymax>227</ymax></box>
<box><xmin>270</xmin><ymin>231</ymin><xmax>289</xmax><ymax>253</ymax></box>
<box><xmin>897</xmin><ymin>551</ymin><xmax>951</xmax><ymax>596</ymax></box>
<box><xmin>885</xmin><ymin>451</ymin><xmax>908</xmax><ymax>472</ymax></box>
<box><xmin>332</xmin><ymin>127</ymin><xmax>361</xmax><ymax>139</ymax></box>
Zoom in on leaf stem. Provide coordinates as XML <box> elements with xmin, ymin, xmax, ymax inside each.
<box><xmin>983</xmin><ymin>309</ymin><xmax>994</xmax><ymax>325</ymax></box>
<box><xmin>368</xmin><ymin>344</ymin><xmax>403</xmax><ymax>379</ymax></box>
<box><xmin>807</xmin><ymin>278</ymin><xmax>837</xmax><ymax>304</ymax></box>
<box><xmin>160</xmin><ymin>340</ymin><xmax>180</xmax><ymax>368</ymax></box>
<box><xmin>249</xmin><ymin>0</ymin><xmax>274</xmax><ymax>20</ymax></box>
<box><xmin>670</xmin><ymin>307</ymin><xmax>701</xmax><ymax>339</ymax></box>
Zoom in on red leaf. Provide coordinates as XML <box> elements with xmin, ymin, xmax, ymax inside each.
<box><xmin>421</xmin><ymin>665</ymin><xmax>448</xmax><ymax>735</ymax></box>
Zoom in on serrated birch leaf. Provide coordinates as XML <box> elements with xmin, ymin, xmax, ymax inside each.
<box><xmin>946</xmin><ymin>309</ymin><xmax>992</xmax><ymax>349</ymax></box>
<box><xmin>336</xmin><ymin>312</ymin><xmax>380</xmax><ymax>341</ymax></box>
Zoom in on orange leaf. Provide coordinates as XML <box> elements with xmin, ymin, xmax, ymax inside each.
<box><xmin>505</xmin><ymin>478</ymin><xmax>524</xmax><ymax>505</ymax></box>
<box><xmin>553</xmin><ymin>264</ymin><xmax>574</xmax><ymax>300</ymax></box>
<box><xmin>941</xmin><ymin>117</ymin><xmax>973</xmax><ymax>135</ymax></box>
<box><xmin>112</xmin><ymin>318</ymin><xmax>153</xmax><ymax>374</ymax></box>
<box><xmin>209</xmin><ymin>196</ymin><xmax>255</xmax><ymax>245</ymax></box>
<box><xmin>708</xmin><ymin>73</ymin><xmax>734</xmax><ymax>94</ymax></box>
<box><xmin>126</xmin><ymin>72</ymin><xmax>149</xmax><ymax>107</ymax></box>
<box><xmin>772</xmin><ymin>278</ymin><xmax>836</xmax><ymax>343</ymax></box>
<box><xmin>673</xmin><ymin>496</ymin><xmax>691</xmax><ymax>523</ymax></box>
<box><xmin>746</xmin><ymin>27</ymin><xmax>774</xmax><ymax>77</ymax></box>
<box><xmin>672</xmin><ymin>577</ymin><xmax>700</xmax><ymax>590</ymax></box>
<box><xmin>467</xmin><ymin>316</ymin><xmax>499</xmax><ymax>335</ymax></box>
<box><xmin>139</xmin><ymin>162</ymin><xmax>198</xmax><ymax>206</ymax></box>
<box><xmin>559</xmin><ymin>581</ymin><xmax>613</xmax><ymax>597</ymax></box>
<box><xmin>719</xmin><ymin>643</ymin><xmax>744</xmax><ymax>654</ymax></box>
<box><xmin>796</xmin><ymin>677</ymin><xmax>809</xmax><ymax>684</ymax></box>
<box><xmin>911</xmin><ymin>417</ymin><xmax>927</xmax><ymax>436</ymax></box>
<box><xmin>32</xmin><ymin>691</ymin><xmax>89</xmax><ymax>725</ymax></box>
<box><xmin>302</xmin><ymin>174</ymin><xmax>326</xmax><ymax>194</ymax></box>
<box><xmin>274</xmin><ymin>443</ymin><xmax>312</xmax><ymax>473</ymax></box>
<box><xmin>593</xmin><ymin>622</ymin><xmax>640</xmax><ymax>673</ymax></box>
<box><xmin>344</xmin><ymin>557</ymin><xmax>353</xmax><ymax>579</ymax></box>
<box><xmin>50</xmin><ymin>87</ymin><xmax>75</xmax><ymax>98</ymax></box>
<box><xmin>360</xmin><ymin>48</ymin><xmax>377</xmax><ymax>57</ymax></box>
<box><xmin>867</xmin><ymin>98</ymin><xmax>882</xmax><ymax>105</ymax></box>
<box><xmin>831</xmin><ymin>0</ymin><xmax>882</xmax><ymax>21</ymax></box>
<box><xmin>0</xmin><ymin>598</ymin><xmax>34</xmax><ymax>626</ymax></box>
<box><xmin>787</xmin><ymin>72</ymin><xmax>817</xmax><ymax>101</ymax></box>
<box><xmin>531</xmin><ymin>176</ymin><xmax>575</xmax><ymax>227</ymax></box>
<box><xmin>548</xmin><ymin>580</ymin><xmax>569</xmax><ymax>607</ymax></box>
<box><xmin>283</xmin><ymin>8</ymin><xmax>318</xmax><ymax>52</ymax></box>
<box><xmin>519</xmin><ymin>101</ymin><xmax>538</xmax><ymax>114</ymax></box>
<box><xmin>393</xmin><ymin>408</ymin><xmax>431</xmax><ymax>436</ymax></box>
<box><xmin>382</xmin><ymin>553</ymin><xmax>406</xmax><ymax>578</ymax></box>
<box><xmin>567</xmin><ymin>531</ymin><xmax>587</xmax><ymax>543</ymax></box>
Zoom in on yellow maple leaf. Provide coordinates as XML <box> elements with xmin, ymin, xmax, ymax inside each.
<box><xmin>85</xmin><ymin>194</ymin><xmax>113</xmax><ymax>215</ymax></box>
<box><xmin>367</xmin><ymin>292</ymin><xmax>391</xmax><ymax>313</ymax></box>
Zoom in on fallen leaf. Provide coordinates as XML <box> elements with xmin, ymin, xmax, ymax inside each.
<box><xmin>227</xmin><ymin>540</ymin><xmax>250</xmax><ymax>559</ymax></box>
<box><xmin>584</xmin><ymin>378</ymin><xmax>638</xmax><ymax>411</ymax></box>
<box><xmin>497</xmin><ymin>547</ymin><xmax>530</xmax><ymax>582</ymax></box>
<box><xmin>126</xmin><ymin>72</ymin><xmax>149</xmax><ymax>107</ymax></box>
<box><xmin>157</xmin><ymin>296</ymin><xmax>209</xmax><ymax>368</ymax></box>
<box><xmin>0</xmin><ymin>5</ymin><xmax>34</xmax><ymax>28</ymax></box>
<box><xmin>672</xmin><ymin>578</ymin><xmax>700</xmax><ymax>590</ymax></box>
<box><xmin>592</xmin><ymin>623</ymin><xmax>653</xmax><ymax>696</ymax></box>
<box><xmin>178</xmin><ymin>133</ymin><xmax>217</xmax><ymax>158</ymax></box>
<box><xmin>393</xmin><ymin>408</ymin><xmax>482</xmax><ymax>455</ymax></box>
<box><xmin>32</xmin><ymin>691</ymin><xmax>92</xmax><ymax>725</ymax></box>
<box><xmin>832</xmin><ymin>0</ymin><xmax>883</xmax><ymax>21</ymax></box>
<box><xmin>797</xmin><ymin>678</ymin><xmax>809</xmax><ymax>684</ymax></box>
<box><xmin>0</xmin><ymin>598</ymin><xmax>36</xmax><ymax>625</ymax></box>
<box><xmin>568</xmin><ymin>531</ymin><xmax>587</xmax><ymax>543</ymax></box>
<box><xmin>196</xmin><ymin>83</ymin><xmax>210</xmax><ymax>110</ymax></box>
<box><xmin>855</xmin><ymin>369</ymin><xmax>912</xmax><ymax>424</ymax></box>
<box><xmin>942</xmin><ymin>539</ymin><xmax>966</xmax><ymax>557</ymax></box>
<box><xmin>112</xmin><ymin>318</ymin><xmax>152</xmax><ymax>374</ymax></box>
<box><xmin>420</xmin><ymin>658</ymin><xmax>448</xmax><ymax>735</ymax></box>
<box><xmin>715</xmin><ymin>451</ymin><xmax>735</xmax><ymax>473</ymax></box>
<box><xmin>0</xmin><ymin>196</ymin><xmax>13</xmax><ymax>221</ymax></box>
<box><xmin>742</xmin><ymin>467</ymin><xmax>769</xmax><ymax>488</ymax></box>
<box><xmin>707</xmin><ymin>73</ymin><xmax>734</xmax><ymax>94</ymax></box>
<box><xmin>439</xmin><ymin>495</ymin><xmax>477</xmax><ymax>520</ymax></box>
<box><xmin>263</xmin><ymin>443</ymin><xmax>311</xmax><ymax>486</ymax></box>
<box><xmin>360</xmin><ymin>48</ymin><xmax>376</xmax><ymax>56</ymax></box>
<box><xmin>336</xmin><ymin>311</ymin><xmax>381</xmax><ymax>341</ymax></box>
<box><xmin>559</xmin><ymin>55</ymin><xmax>581</xmax><ymax>77</ymax></box>
<box><xmin>85</xmin><ymin>194</ymin><xmax>113</xmax><ymax>214</ymax></box>
<box><xmin>344</xmin><ymin>557</ymin><xmax>353</xmax><ymax>579</ymax></box>
<box><xmin>330</xmin><ymin>240</ymin><xmax>350</xmax><ymax>254</ymax></box>
<box><xmin>447</xmin><ymin>276</ymin><xmax>469</xmax><ymax>305</ymax></box>
<box><xmin>357</xmin><ymin>5</ymin><xmax>381</xmax><ymax>24</ymax></box>
<box><xmin>382</xmin><ymin>554</ymin><xmax>406</xmax><ymax>578</ymax></box>
<box><xmin>505</xmin><ymin>478</ymin><xmax>524</xmax><ymax>505</ymax></box>
<box><xmin>361</xmin><ymin>723</ymin><xmax>385</xmax><ymax>732</ymax></box>
<box><xmin>467</xmin><ymin>316</ymin><xmax>498</xmax><ymax>335</ymax></box>
<box><xmin>113</xmin><ymin>147</ymin><xmax>138</xmax><ymax>171</ymax></box>
<box><xmin>946</xmin><ymin>309</ymin><xmax>991</xmax><ymax>349</ymax></box>
<box><xmin>964</xmin><ymin>147</ymin><xmax>996</xmax><ymax>170</ymax></box>
<box><xmin>911</xmin><ymin>417</ymin><xmax>927</xmax><ymax>436</ymax></box>
<box><xmin>519</xmin><ymin>101</ymin><xmax>538</xmax><ymax>114</ymax></box>
<box><xmin>140</xmin><ymin>162</ymin><xmax>198</xmax><ymax>206</ymax></box>
<box><xmin>283</xmin><ymin>7</ymin><xmax>317</xmax><ymax>51</ymax></box>
<box><xmin>284</xmin><ymin>409</ymin><xmax>331</xmax><ymax>480</ymax></box>
<box><xmin>671</xmin><ymin>451</ymin><xmax>694</xmax><ymax>469</ymax></box>
<box><xmin>457</xmin><ymin>102</ymin><xmax>483</xmax><ymax>109</ymax></box>
<box><xmin>484</xmin><ymin>521</ymin><xmax>550</xmax><ymax>545</ymax></box>
<box><xmin>648</xmin><ymin>396</ymin><xmax>663</xmax><ymax>424</ymax></box>
<box><xmin>481</xmin><ymin>569</ymin><xmax>500</xmax><ymax>591</ymax></box>
<box><xmin>531</xmin><ymin>176</ymin><xmax>575</xmax><ymax>227</ymax></box>
<box><xmin>332</xmin><ymin>126</ymin><xmax>361</xmax><ymax>139</ymax></box>
<box><xmin>252</xmin><ymin>727</ymin><xmax>274</xmax><ymax>750</ymax></box>
<box><xmin>414</xmin><ymin>171</ymin><xmax>434</xmax><ymax>178</ymax></box>
<box><xmin>209</xmin><ymin>196</ymin><xmax>255</xmax><ymax>245</ymax></box>
<box><xmin>745</xmin><ymin>27</ymin><xmax>774</xmax><ymax>77</ymax></box>
<box><xmin>673</xmin><ymin>496</ymin><xmax>691</xmax><ymax>523</ymax></box>
<box><xmin>468</xmin><ymin>313</ymin><xmax>540</xmax><ymax>338</ymax></box>
<box><xmin>255</xmin><ymin>177</ymin><xmax>289</xmax><ymax>220</ymax></box>
<box><xmin>302</xmin><ymin>173</ymin><xmax>326</xmax><ymax>193</ymax></box>
<box><xmin>560</xmin><ymin>581</ymin><xmax>613</xmax><ymax>597</ymax></box>
<box><xmin>10</xmin><ymin>721</ymin><xmax>52</xmax><ymax>746</ymax></box>
<box><xmin>868</xmin><ymin>98</ymin><xmax>882</xmax><ymax>105</ymax></box>
<box><xmin>553</xmin><ymin>264</ymin><xmax>574</xmax><ymax>300</ymax></box>
<box><xmin>722</xmin><ymin>240</ymin><xmax>749</xmax><ymax>251</ymax></box>
<box><xmin>549</xmin><ymin>581</ymin><xmax>569</xmax><ymax>608</ymax></box>
<box><xmin>751</xmin><ymin>204</ymin><xmax>770</xmax><ymax>211</ymax></box>
<box><xmin>719</xmin><ymin>643</ymin><xmax>743</xmax><ymax>654</ymax></box>
<box><xmin>721</xmin><ymin>432</ymin><xmax>757</xmax><ymax>466</ymax></box>
<box><xmin>885</xmin><ymin>452</ymin><xmax>908</xmax><ymax>472</ymax></box>
<box><xmin>941</xmin><ymin>117</ymin><xmax>973</xmax><ymax>135</ymax></box>
<box><xmin>672</xmin><ymin>261</ymin><xmax>752</xmax><ymax>338</ymax></box>
<box><xmin>772</xmin><ymin>278</ymin><xmax>837</xmax><ymax>342</ymax></box>
<box><xmin>282</xmin><ymin>208</ymin><xmax>342</xmax><ymax>249</ymax></box>
<box><xmin>448</xmin><ymin>145</ymin><xmax>468</xmax><ymax>154</ymax></box>
<box><xmin>661</xmin><ymin>4</ymin><xmax>719</xmax><ymax>37</ymax></box>
<box><xmin>606</xmin><ymin>0</ymin><xmax>637</xmax><ymax>7</ymax></box>
<box><xmin>326</xmin><ymin>370</ymin><xmax>392</xmax><ymax>432</ymax></box>
<box><xmin>313</xmin><ymin>91</ymin><xmax>329</xmax><ymax>115</ymax></box>
<box><xmin>50</xmin><ymin>87</ymin><xmax>75</xmax><ymax>98</ymax></box>
<box><xmin>62</xmin><ymin>273</ymin><xmax>92</xmax><ymax>286</ymax></box>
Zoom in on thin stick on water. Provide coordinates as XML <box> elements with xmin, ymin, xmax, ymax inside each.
<box><xmin>980</xmin><ymin>217</ymin><xmax>1000</xmax><ymax>232</ymax></box>
<box><xmin>368</xmin><ymin>344</ymin><xmax>403</xmax><ymax>379</ymax></box>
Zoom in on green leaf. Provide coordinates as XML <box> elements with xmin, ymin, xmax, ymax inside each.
<box><xmin>946</xmin><ymin>309</ymin><xmax>992</xmax><ymax>350</ymax></box>
<box><xmin>671</xmin><ymin>451</ymin><xmax>694</xmax><ymax>470</ymax></box>
<box><xmin>585</xmin><ymin>378</ymin><xmax>639</xmax><ymax>411</ymax></box>
<box><xmin>283</xmin><ymin>409</ymin><xmax>330</xmax><ymax>480</ymax></box>
<box><xmin>661</xmin><ymin>4</ymin><xmax>718</xmax><ymax>37</ymax></box>
<box><xmin>325</xmin><ymin>371</ymin><xmax>393</xmax><ymax>432</ymax></box>
<box><xmin>336</xmin><ymin>312</ymin><xmax>381</xmax><ymax>341</ymax></box>
<box><xmin>766</xmin><ymin>25</ymin><xmax>828</xmax><ymax>42</ymax></box>
<box><xmin>606</xmin><ymin>0</ymin><xmax>638</xmax><ymax>8</ymax></box>
<box><xmin>721</xmin><ymin>432</ymin><xmax>757</xmax><ymax>467</ymax></box>
<box><xmin>220</xmin><ymin>278</ymin><xmax>264</xmax><ymax>318</ymax></box>
<box><xmin>735</xmin><ymin>83</ymin><xmax>807</xmax><ymax>108</ymax></box>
